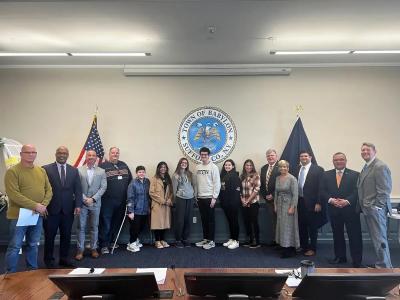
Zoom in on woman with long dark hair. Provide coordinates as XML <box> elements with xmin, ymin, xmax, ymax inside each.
<box><xmin>149</xmin><ymin>161</ymin><xmax>173</xmax><ymax>249</ymax></box>
<box><xmin>240</xmin><ymin>159</ymin><xmax>261</xmax><ymax>248</ymax></box>
<box><xmin>172</xmin><ymin>158</ymin><xmax>195</xmax><ymax>248</ymax></box>
<box><xmin>220</xmin><ymin>159</ymin><xmax>241</xmax><ymax>249</ymax></box>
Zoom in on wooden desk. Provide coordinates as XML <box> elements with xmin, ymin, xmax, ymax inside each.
<box><xmin>1</xmin><ymin>268</ymin><xmax>399</xmax><ymax>299</ymax></box>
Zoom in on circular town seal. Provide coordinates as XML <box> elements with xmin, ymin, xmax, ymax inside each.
<box><xmin>178</xmin><ymin>107</ymin><xmax>237</xmax><ymax>164</ymax></box>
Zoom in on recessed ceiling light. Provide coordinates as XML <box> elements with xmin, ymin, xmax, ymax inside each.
<box><xmin>353</xmin><ymin>50</ymin><xmax>400</xmax><ymax>54</ymax></box>
<box><xmin>0</xmin><ymin>52</ymin><xmax>68</xmax><ymax>56</ymax></box>
<box><xmin>270</xmin><ymin>50</ymin><xmax>350</xmax><ymax>55</ymax></box>
<box><xmin>69</xmin><ymin>52</ymin><xmax>150</xmax><ymax>57</ymax></box>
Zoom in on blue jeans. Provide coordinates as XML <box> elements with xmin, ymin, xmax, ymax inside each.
<box><xmin>77</xmin><ymin>205</ymin><xmax>100</xmax><ymax>251</ymax></box>
<box><xmin>5</xmin><ymin>217</ymin><xmax>43</xmax><ymax>273</ymax></box>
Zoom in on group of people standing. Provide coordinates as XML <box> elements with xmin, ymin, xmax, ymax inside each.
<box><xmin>3</xmin><ymin>141</ymin><xmax>393</xmax><ymax>273</ymax></box>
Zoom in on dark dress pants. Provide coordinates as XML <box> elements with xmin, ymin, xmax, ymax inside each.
<box><xmin>298</xmin><ymin>204</ymin><xmax>319</xmax><ymax>252</ymax></box>
<box><xmin>265</xmin><ymin>200</ymin><xmax>277</xmax><ymax>243</ymax></box>
<box><xmin>43</xmin><ymin>212</ymin><xmax>74</xmax><ymax>263</ymax></box>
<box><xmin>330</xmin><ymin>208</ymin><xmax>363</xmax><ymax>265</ymax></box>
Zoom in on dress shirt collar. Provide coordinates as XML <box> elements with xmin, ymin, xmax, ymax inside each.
<box><xmin>365</xmin><ymin>156</ymin><xmax>376</xmax><ymax>167</ymax></box>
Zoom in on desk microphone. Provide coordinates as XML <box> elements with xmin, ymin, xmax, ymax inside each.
<box><xmin>171</xmin><ymin>265</ymin><xmax>185</xmax><ymax>297</ymax></box>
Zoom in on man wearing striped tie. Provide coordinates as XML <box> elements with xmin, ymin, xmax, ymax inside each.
<box><xmin>260</xmin><ymin>149</ymin><xmax>280</xmax><ymax>246</ymax></box>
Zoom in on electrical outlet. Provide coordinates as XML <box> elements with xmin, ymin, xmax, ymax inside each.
<box><xmin>193</xmin><ymin>217</ymin><xmax>197</xmax><ymax>223</ymax></box>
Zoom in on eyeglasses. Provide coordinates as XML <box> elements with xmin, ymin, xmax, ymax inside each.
<box><xmin>21</xmin><ymin>151</ymin><xmax>37</xmax><ymax>155</ymax></box>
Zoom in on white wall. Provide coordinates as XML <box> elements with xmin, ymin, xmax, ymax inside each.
<box><xmin>0</xmin><ymin>67</ymin><xmax>399</xmax><ymax>196</ymax></box>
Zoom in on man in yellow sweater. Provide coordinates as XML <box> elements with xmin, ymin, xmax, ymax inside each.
<box><xmin>4</xmin><ymin>144</ymin><xmax>52</xmax><ymax>273</ymax></box>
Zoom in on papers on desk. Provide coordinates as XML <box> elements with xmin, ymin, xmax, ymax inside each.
<box><xmin>136</xmin><ymin>268</ymin><xmax>167</xmax><ymax>284</ymax></box>
<box><xmin>390</xmin><ymin>209</ymin><xmax>400</xmax><ymax>219</ymax></box>
<box><xmin>69</xmin><ymin>268</ymin><xmax>105</xmax><ymax>275</ymax></box>
<box><xmin>275</xmin><ymin>268</ymin><xmax>302</xmax><ymax>287</ymax></box>
<box><xmin>16</xmin><ymin>208</ymin><xmax>39</xmax><ymax>226</ymax></box>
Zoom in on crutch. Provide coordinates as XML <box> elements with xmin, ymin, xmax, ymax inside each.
<box><xmin>111</xmin><ymin>205</ymin><xmax>128</xmax><ymax>254</ymax></box>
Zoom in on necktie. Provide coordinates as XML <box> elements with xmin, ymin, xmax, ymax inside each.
<box><xmin>60</xmin><ymin>164</ymin><xmax>66</xmax><ymax>186</ymax></box>
<box><xmin>362</xmin><ymin>163</ymin><xmax>368</xmax><ymax>172</ymax></box>
<box><xmin>336</xmin><ymin>170</ymin><xmax>342</xmax><ymax>188</ymax></box>
<box><xmin>265</xmin><ymin>165</ymin><xmax>273</xmax><ymax>190</ymax></box>
<box><xmin>298</xmin><ymin>166</ymin><xmax>306</xmax><ymax>197</ymax></box>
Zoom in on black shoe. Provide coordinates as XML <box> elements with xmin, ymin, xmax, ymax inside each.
<box><xmin>353</xmin><ymin>263</ymin><xmax>363</xmax><ymax>268</ymax></box>
<box><xmin>366</xmin><ymin>264</ymin><xmax>376</xmax><ymax>269</ymax></box>
<box><xmin>175</xmin><ymin>241</ymin><xmax>184</xmax><ymax>248</ymax></box>
<box><xmin>59</xmin><ymin>260</ymin><xmax>75</xmax><ymax>268</ymax></box>
<box><xmin>328</xmin><ymin>257</ymin><xmax>347</xmax><ymax>264</ymax></box>
<box><xmin>249</xmin><ymin>242</ymin><xmax>261</xmax><ymax>249</ymax></box>
<box><xmin>242</xmin><ymin>241</ymin><xmax>251</xmax><ymax>247</ymax></box>
<box><xmin>183</xmin><ymin>241</ymin><xmax>191</xmax><ymax>247</ymax></box>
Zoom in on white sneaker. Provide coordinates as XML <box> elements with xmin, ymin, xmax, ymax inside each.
<box><xmin>203</xmin><ymin>241</ymin><xmax>216</xmax><ymax>250</ymax></box>
<box><xmin>126</xmin><ymin>242</ymin><xmax>140</xmax><ymax>252</ymax></box>
<box><xmin>161</xmin><ymin>240</ymin><xmax>170</xmax><ymax>248</ymax></box>
<box><xmin>135</xmin><ymin>239</ymin><xmax>143</xmax><ymax>248</ymax></box>
<box><xmin>223</xmin><ymin>239</ymin><xmax>234</xmax><ymax>247</ymax></box>
<box><xmin>195</xmin><ymin>239</ymin><xmax>209</xmax><ymax>247</ymax></box>
<box><xmin>228</xmin><ymin>240</ymin><xmax>239</xmax><ymax>250</ymax></box>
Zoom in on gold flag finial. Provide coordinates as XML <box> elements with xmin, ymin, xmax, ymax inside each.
<box><xmin>295</xmin><ymin>105</ymin><xmax>303</xmax><ymax>118</ymax></box>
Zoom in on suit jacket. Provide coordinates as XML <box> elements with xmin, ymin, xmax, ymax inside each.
<box><xmin>78</xmin><ymin>165</ymin><xmax>107</xmax><ymax>208</ymax></box>
<box><xmin>296</xmin><ymin>163</ymin><xmax>324</xmax><ymax>211</ymax></box>
<box><xmin>357</xmin><ymin>158</ymin><xmax>392</xmax><ymax>211</ymax></box>
<box><xmin>320</xmin><ymin>168</ymin><xmax>359</xmax><ymax>216</ymax></box>
<box><xmin>43</xmin><ymin>162</ymin><xmax>82</xmax><ymax>215</ymax></box>
<box><xmin>260</xmin><ymin>163</ymin><xmax>280</xmax><ymax>200</ymax></box>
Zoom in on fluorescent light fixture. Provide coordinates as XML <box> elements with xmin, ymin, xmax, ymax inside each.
<box><xmin>270</xmin><ymin>50</ymin><xmax>350</xmax><ymax>55</ymax></box>
<box><xmin>123</xmin><ymin>65</ymin><xmax>291</xmax><ymax>76</ymax></box>
<box><xmin>353</xmin><ymin>50</ymin><xmax>400</xmax><ymax>54</ymax></box>
<box><xmin>70</xmin><ymin>52</ymin><xmax>150</xmax><ymax>56</ymax></box>
<box><xmin>0</xmin><ymin>52</ymin><xmax>68</xmax><ymax>56</ymax></box>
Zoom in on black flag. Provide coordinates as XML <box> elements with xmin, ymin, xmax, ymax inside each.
<box><xmin>281</xmin><ymin>117</ymin><xmax>317</xmax><ymax>175</ymax></box>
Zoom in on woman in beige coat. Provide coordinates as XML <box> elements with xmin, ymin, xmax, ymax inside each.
<box><xmin>149</xmin><ymin>161</ymin><xmax>173</xmax><ymax>249</ymax></box>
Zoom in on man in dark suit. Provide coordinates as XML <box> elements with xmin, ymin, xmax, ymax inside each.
<box><xmin>43</xmin><ymin>146</ymin><xmax>82</xmax><ymax>268</ymax></box>
<box><xmin>320</xmin><ymin>152</ymin><xmax>362</xmax><ymax>267</ymax></box>
<box><xmin>260</xmin><ymin>148</ymin><xmax>280</xmax><ymax>246</ymax></box>
<box><xmin>357</xmin><ymin>142</ymin><xmax>392</xmax><ymax>268</ymax></box>
<box><xmin>296</xmin><ymin>150</ymin><xmax>324</xmax><ymax>256</ymax></box>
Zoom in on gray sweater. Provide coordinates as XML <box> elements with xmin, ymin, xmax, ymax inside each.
<box><xmin>172</xmin><ymin>172</ymin><xmax>195</xmax><ymax>199</ymax></box>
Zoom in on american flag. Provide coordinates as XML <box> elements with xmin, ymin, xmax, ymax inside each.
<box><xmin>73</xmin><ymin>115</ymin><xmax>105</xmax><ymax>167</ymax></box>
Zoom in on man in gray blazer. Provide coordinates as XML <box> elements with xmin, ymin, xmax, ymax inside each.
<box><xmin>75</xmin><ymin>150</ymin><xmax>107</xmax><ymax>260</ymax></box>
<box><xmin>357</xmin><ymin>142</ymin><xmax>392</xmax><ymax>268</ymax></box>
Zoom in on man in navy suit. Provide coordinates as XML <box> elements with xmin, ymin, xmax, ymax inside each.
<box><xmin>320</xmin><ymin>152</ymin><xmax>362</xmax><ymax>267</ymax></box>
<box><xmin>43</xmin><ymin>146</ymin><xmax>82</xmax><ymax>268</ymax></box>
<box><xmin>296</xmin><ymin>150</ymin><xmax>324</xmax><ymax>256</ymax></box>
